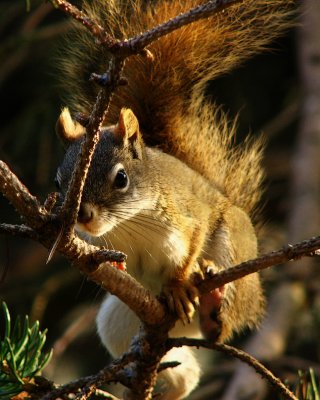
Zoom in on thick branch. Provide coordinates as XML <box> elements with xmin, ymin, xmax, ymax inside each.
<box><xmin>88</xmin><ymin>263</ymin><xmax>165</xmax><ymax>324</ymax></box>
<box><xmin>1</xmin><ymin>158</ymin><xmax>319</xmax><ymax>325</ymax></box>
<box><xmin>1</xmin><ymin>160</ymin><xmax>320</xmax><ymax>324</ymax></box>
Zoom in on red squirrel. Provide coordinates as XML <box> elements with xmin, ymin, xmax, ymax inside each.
<box><xmin>56</xmin><ymin>0</ymin><xmax>294</xmax><ymax>397</ymax></box>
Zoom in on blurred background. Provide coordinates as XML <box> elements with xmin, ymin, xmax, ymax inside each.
<box><xmin>0</xmin><ymin>0</ymin><xmax>319</xmax><ymax>398</ymax></box>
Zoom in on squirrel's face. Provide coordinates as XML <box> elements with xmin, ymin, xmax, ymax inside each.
<box><xmin>55</xmin><ymin>107</ymin><xmax>152</xmax><ymax>237</ymax></box>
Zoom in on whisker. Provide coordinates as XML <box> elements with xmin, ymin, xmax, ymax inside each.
<box><xmin>111</xmin><ymin>213</ymin><xmax>164</xmax><ymax>247</ymax></box>
<box><xmin>110</xmin><ymin>223</ymin><xmax>136</xmax><ymax>255</ymax></box>
<box><xmin>114</xmin><ymin>221</ymin><xmax>171</xmax><ymax>262</ymax></box>
<box><xmin>110</xmin><ymin>210</ymin><xmax>166</xmax><ymax>229</ymax></box>
<box><xmin>107</xmin><ymin>205</ymin><xmax>159</xmax><ymax>214</ymax></box>
<box><xmin>110</xmin><ymin>212</ymin><xmax>171</xmax><ymax>239</ymax></box>
<box><xmin>102</xmin><ymin>235</ymin><xmax>114</xmax><ymax>251</ymax></box>
<box><xmin>106</xmin><ymin>209</ymin><xmax>176</xmax><ymax>235</ymax></box>
<box><xmin>112</xmin><ymin>215</ymin><xmax>174</xmax><ymax>260</ymax></box>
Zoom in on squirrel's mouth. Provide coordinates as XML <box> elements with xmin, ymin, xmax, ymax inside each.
<box><xmin>75</xmin><ymin>222</ymin><xmax>106</xmax><ymax>237</ymax></box>
<box><xmin>75</xmin><ymin>202</ymin><xmax>114</xmax><ymax>237</ymax></box>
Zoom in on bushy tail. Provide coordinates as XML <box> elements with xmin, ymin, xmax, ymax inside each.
<box><xmin>59</xmin><ymin>0</ymin><xmax>294</xmax><ymax>215</ymax></box>
<box><xmin>169</xmin><ymin>99</ymin><xmax>265</xmax><ymax>217</ymax></box>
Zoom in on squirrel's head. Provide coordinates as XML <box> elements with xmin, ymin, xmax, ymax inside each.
<box><xmin>55</xmin><ymin>107</ymin><xmax>153</xmax><ymax>237</ymax></box>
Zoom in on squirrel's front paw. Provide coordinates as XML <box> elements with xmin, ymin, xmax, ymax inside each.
<box><xmin>161</xmin><ymin>280</ymin><xmax>199</xmax><ymax>324</ymax></box>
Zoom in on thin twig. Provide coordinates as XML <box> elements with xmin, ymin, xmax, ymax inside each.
<box><xmin>0</xmin><ymin>223</ymin><xmax>38</xmax><ymax>240</ymax></box>
<box><xmin>114</xmin><ymin>0</ymin><xmax>244</xmax><ymax>56</ymax></box>
<box><xmin>48</xmin><ymin>1</ymin><xmax>125</xmax><ymax>234</ymax></box>
<box><xmin>0</xmin><ymin>161</ymin><xmax>47</xmax><ymax>228</ymax></box>
<box><xmin>50</xmin><ymin>0</ymin><xmax>117</xmax><ymax>46</ymax></box>
<box><xmin>40</xmin><ymin>352</ymin><xmax>136</xmax><ymax>400</ymax></box>
<box><xmin>214</xmin><ymin>343</ymin><xmax>298</xmax><ymax>400</ymax></box>
<box><xmin>61</xmin><ymin>59</ymin><xmax>125</xmax><ymax>235</ymax></box>
<box><xmin>198</xmin><ymin>236</ymin><xmax>320</xmax><ymax>294</ymax></box>
<box><xmin>166</xmin><ymin>338</ymin><xmax>298</xmax><ymax>400</ymax></box>
<box><xmin>48</xmin><ymin>305</ymin><xmax>98</xmax><ymax>372</ymax></box>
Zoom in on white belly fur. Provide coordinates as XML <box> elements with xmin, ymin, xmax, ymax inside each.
<box><xmin>103</xmin><ymin>215</ymin><xmax>189</xmax><ymax>294</ymax></box>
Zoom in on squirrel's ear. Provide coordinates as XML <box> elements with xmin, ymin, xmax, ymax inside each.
<box><xmin>56</xmin><ymin>107</ymin><xmax>85</xmax><ymax>147</ymax></box>
<box><xmin>114</xmin><ymin>108</ymin><xmax>143</xmax><ymax>158</ymax></box>
<box><xmin>115</xmin><ymin>108</ymin><xmax>140</xmax><ymax>143</ymax></box>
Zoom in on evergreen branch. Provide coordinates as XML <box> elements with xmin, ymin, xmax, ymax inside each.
<box><xmin>293</xmin><ymin>369</ymin><xmax>320</xmax><ymax>400</ymax></box>
<box><xmin>0</xmin><ymin>303</ymin><xmax>52</xmax><ymax>399</ymax></box>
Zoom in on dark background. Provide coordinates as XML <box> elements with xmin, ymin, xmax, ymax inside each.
<box><xmin>0</xmin><ymin>0</ymin><xmax>319</xmax><ymax>398</ymax></box>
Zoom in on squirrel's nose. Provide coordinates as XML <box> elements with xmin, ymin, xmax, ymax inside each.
<box><xmin>78</xmin><ymin>203</ymin><xmax>94</xmax><ymax>224</ymax></box>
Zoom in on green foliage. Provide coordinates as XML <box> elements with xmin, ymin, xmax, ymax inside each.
<box><xmin>0</xmin><ymin>302</ymin><xmax>52</xmax><ymax>399</ymax></box>
<box><xmin>293</xmin><ymin>369</ymin><xmax>320</xmax><ymax>400</ymax></box>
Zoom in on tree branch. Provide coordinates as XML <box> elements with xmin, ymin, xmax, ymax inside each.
<box><xmin>198</xmin><ymin>236</ymin><xmax>320</xmax><ymax>294</ymax></box>
<box><xmin>0</xmin><ymin>157</ymin><xmax>319</xmax><ymax>326</ymax></box>
<box><xmin>0</xmin><ymin>1</ymin><xmax>306</xmax><ymax>398</ymax></box>
<box><xmin>51</xmin><ymin>0</ymin><xmax>245</xmax><ymax>56</ymax></box>
<box><xmin>113</xmin><ymin>0</ymin><xmax>244</xmax><ymax>57</ymax></box>
<box><xmin>166</xmin><ymin>338</ymin><xmax>298</xmax><ymax>400</ymax></box>
<box><xmin>50</xmin><ymin>0</ymin><xmax>117</xmax><ymax>46</ymax></box>
<box><xmin>40</xmin><ymin>352</ymin><xmax>135</xmax><ymax>400</ymax></box>
<box><xmin>0</xmin><ymin>161</ymin><xmax>47</xmax><ymax>229</ymax></box>
<box><xmin>61</xmin><ymin>57</ymin><xmax>125</xmax><ymax>235</ymax></box>
<box><xmin>0</xmin><ymin>223</ymin><xmax>38</xmax><ymax>240</ymax></box>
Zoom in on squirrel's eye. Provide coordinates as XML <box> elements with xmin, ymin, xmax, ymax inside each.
<box><xmin>113</xmin><ymin>169</ymin><xmax>128</xmax><ymax>189</ymax></box>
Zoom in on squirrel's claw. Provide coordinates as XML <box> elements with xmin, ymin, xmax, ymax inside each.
<box><xmin>162</xmin><ymin>280</ymin><xmax>199</xmax><ymax>324</ymax></box>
